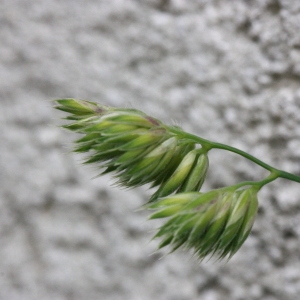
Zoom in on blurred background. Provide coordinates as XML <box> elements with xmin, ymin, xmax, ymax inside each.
<box><xmin>1</xmin><ymin>0</ymin><xmax>300</xmax><ymax>299</ymax></box>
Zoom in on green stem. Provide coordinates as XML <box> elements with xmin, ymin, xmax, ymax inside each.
<box><xmin>230</xmin><ymin>171</ymin><xmax>280</xmax><ymax>191</ymax></box>
<box><xmin>170</xmin><ymin>127</ymin><xmax>300</xmax><ymax>184</ymax></box>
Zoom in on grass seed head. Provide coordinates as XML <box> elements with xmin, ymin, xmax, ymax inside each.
<box><xmin>149</xmin><ymin>187</ymin><xmax>258</xmax><ymax>260</ymax></box>
<box><xmin>55</xmin><ymin>99</ymin><xmax>206</xmax><ymax>196</ymax></box>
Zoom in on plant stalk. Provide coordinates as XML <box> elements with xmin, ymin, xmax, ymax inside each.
<box><xmin>170</xmin><ymin>128</ymin><xmax>300</xmax><ymax>184</ymax></box>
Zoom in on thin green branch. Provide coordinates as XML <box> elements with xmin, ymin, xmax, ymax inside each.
<box><xmin>229</xmin><ymin>171</ymin><xmax>280</xmax><ymax>191</ymax></box>
<box><xmin>277</xmin><ymin>170</ymin><xmax>300</xmax><ymax>183</ymax></box>
<box><xmin>170</xmin><ymin>127</ymin><xmax>300</xmax><ymax>184</ymax></box>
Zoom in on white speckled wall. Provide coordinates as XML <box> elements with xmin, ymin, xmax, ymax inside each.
<box><xmin>1</xmin><ymin>1</ymin><xmax>300</xmax><ymax>299</ymax></box>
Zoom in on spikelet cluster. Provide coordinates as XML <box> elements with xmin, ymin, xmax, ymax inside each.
<box><xmin>55</xmin><ymin>98</ymin><xmax>259</xmax><ymax>262</ymax></box>
<box><xmin>55</xmin><ymin>99</ymin><xmax>209</xmax><ymax>201</ymax></box>
<box><xmin>148</xmin><ymin>187</ymin><xmax>258</xmax><ymax>260</ymax></box>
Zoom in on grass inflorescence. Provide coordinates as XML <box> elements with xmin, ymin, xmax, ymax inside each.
<box><xmin>55</xmin><ymin>98</ymin><xmax>300</xmax><ymax>262</ymax></box>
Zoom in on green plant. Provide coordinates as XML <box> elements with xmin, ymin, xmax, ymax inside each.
<box><xmin>55</xmin><ymin>98</ymin><xmax>300</xmax><ymax>261</ymax></box>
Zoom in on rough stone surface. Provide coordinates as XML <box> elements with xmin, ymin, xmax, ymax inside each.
<box><xmin>1</xmin><ymin>0</ymin><xmax>300</xmax><ymax>299</ymax></box>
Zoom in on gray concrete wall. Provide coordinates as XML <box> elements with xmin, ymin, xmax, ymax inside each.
<box><xmin>1</xmin><ymin>0</ymin><xmax>300</xmax><ymax>299</ymax></box>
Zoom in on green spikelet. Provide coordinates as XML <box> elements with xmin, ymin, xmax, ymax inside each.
<box><xmin>55</xmin><ymin>99</ymin><xmax>209</xmax><ymax>196</ymax></box>
<box><xmin>148</xmin><ymin>187</ymin><xmax>259</xmax><ymax>260</ymax></box>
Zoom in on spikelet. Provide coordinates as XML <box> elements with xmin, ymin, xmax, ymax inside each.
<box><xmin>55</xmin><ymin>99</ymin><xmax>209</xmax><ymax>198</ymax></box>
<box><xmin>148</xmin><ymin>187</ymin><xmax>259</xmax><ymax>260</ymax></box>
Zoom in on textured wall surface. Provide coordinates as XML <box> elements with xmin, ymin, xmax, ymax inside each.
<box><xmin>1</xmin><ymin>0</ymin><xmax>300</xmax><ymax>299</ymax></box>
